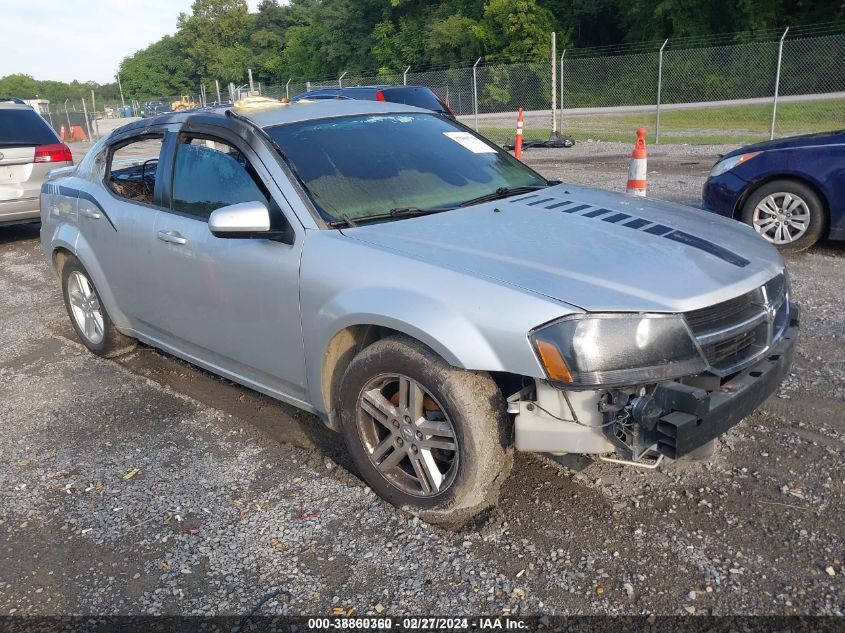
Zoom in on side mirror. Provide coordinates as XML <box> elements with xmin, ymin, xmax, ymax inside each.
<box><xmin>208</xmin><ymin>201</ymin><xmax>271</xmax><ymax>238</ymax></box>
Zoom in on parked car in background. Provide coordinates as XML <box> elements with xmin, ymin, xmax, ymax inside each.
<box><xmin>41</xmin><ymin>99</ymin><xmax>796</xmax><ymax>525</ymax></box>
<box><xmin>293</xmin><ymin>85</ymin><xmax>455</xmax><ymax>118</ymax></box>
<box><xmin>702</xmin><ymin>130</ymin><xmax>845</xmax><ymax>252</ymax></box>
<box><xmin>140</xmin><ymin>101</ymin><xmax>168</xmax><ymax>117</ymax></box>
<box><xmin>1</xmin><ymin>103</ymin><xmax>72</xmax><ymax>226</ymax></box>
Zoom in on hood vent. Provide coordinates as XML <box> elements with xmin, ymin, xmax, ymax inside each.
<box><xmin>510</xmin><ymin>194</ymin><xmax>751</xmax><ymax>268</ymax></box>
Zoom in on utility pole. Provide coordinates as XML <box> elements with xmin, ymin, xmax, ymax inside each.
<box><xmin>248</xmin><ymin>68</ymin><xmax>254</xmax><ymax>93</ymax></box>
<box><xmin>115</xmin><ymin>72</ymin><xmax>125</xmax><ymax>107</ymax></box>
<box><xmin>90</xmin><ymin>89</ymin><xmax>96</xmax><ymax>115</ymax></box>
<box><xmin>771</xmin><ymin>27</ymin><xmax>790</xmax><ymax>140</ymax></box>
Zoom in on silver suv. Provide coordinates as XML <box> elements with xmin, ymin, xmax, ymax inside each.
<box><xmin>40</xmin><ymin>100</ymin><xmax>797</xmax><ymax>525</ymax></box>
<box><xmin>1</xmin><ymin>103</ymin><xmax>73</xmax><ymax>226</ymax></box>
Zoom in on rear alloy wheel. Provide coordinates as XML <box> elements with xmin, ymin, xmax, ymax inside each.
<box><xmin>61</xmin><ymin>256</ymin><xmax>135</xmax><ymax>357</ymax></box>
<box><xmin>339</xmin><ymin>336</ymin><xmax>512</xmax><ymax>526</ymax></box>
<box><xmin>67</xmin><ymin>270</ymin><xmax>105</xmax><ymax>346</ymax></box>
<box><xmin>741</xmin><ymin>180</ymin><xmax>826</xmax><ymax>252</ymax></box>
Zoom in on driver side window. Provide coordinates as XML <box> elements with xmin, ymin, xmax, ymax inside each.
<box><xmin>106</xmin><ymin>135</ymin><xmax>164</xmax><ymax>205</ymax></box>
<box><xmin>171</xmin><ymin>135</ymin><xmax>270</xmax><ymax>221</ymax></box>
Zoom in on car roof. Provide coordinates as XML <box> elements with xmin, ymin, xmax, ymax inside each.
<box><xmin>243</xmin><ymin>98</ymin><xmax>428</xmax><ymax>128</ymax></box>
<box><xmin>305</xmin><ymin>85</ymin><xmax>428</xmax><ymax>90</ymax></box>
<box><xmin>114</xmin><ymin>98</ymin><xmax>430</xmax><ymax>137</ymax></box>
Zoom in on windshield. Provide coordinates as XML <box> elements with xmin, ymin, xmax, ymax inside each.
<box><xmin>264</xmin><ymin>113</ymin><xmax>546</xmax><ymax>223</ymax></box>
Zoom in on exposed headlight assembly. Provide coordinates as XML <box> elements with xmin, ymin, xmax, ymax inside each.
<box><xmin>709</xmin><ymin>152</ymin><xmax>760</xmax><ymax>178</ymax></box>
<box><xmin>530</xmin><ymin>314</ymin><xmax>707</xmax><ymax>389</ymax></box>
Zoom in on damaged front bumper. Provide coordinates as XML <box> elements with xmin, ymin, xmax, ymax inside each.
<box><xmin>514</xmin><ymin>313</ymin><xmax>798</xmax><ymax>461</ymax></box>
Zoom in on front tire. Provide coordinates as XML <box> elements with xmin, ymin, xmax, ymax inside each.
<box><xmin>61</xmin><ymin>256</ymin><xmax>135</xmax><ymax>357</ymax></box>
<box><xmin>740</xmin><ymin>179</ymin><xmax>826</xmax><ymax>252</ymax></box>
<box><xmin>338</xmin><ymin>336</ymin><xmax>512</xmax><ymax>526</ymax></box>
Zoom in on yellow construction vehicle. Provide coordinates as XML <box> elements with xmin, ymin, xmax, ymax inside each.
<box><xmin>170</xmin><ymin>95</ymin><xmax>198</xmax><ymax>112</ymax></box>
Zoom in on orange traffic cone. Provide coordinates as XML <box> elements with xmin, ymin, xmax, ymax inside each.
<box><xmin>514</xmin><ymin>107</ymin><xmax>524</xmax><ymax>160</ymax></box>
<box><xmin>59</xmin><ymin>124</ymin><xmax>66</xmax><ymax>142</ymax></box>
<box><xmin>70</xmin><ymin>125</ymin><xmax>88</xmax><ymax>142</ymax></box>
<box><xmin>626</xmin><ymin>128</ymin><xmax>647</xmax><ymax>196</ymax></box>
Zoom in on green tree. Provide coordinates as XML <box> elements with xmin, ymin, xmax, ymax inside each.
<box><xmin>177</xmin><ymin>0</ymin><xmax>255</xmax><ymax>83</ymax></box>
<box><xmin>427</xmin><ymin>15</ymin><xmax>483</xmax><ymax>66</ymax></box>
<box><xmin>0</xmin><ymin>74</ymin><xmax>40</xmax><ymax>99</ymax></box>
<box><xmin>119</xmin><ymin>35</ymin><xmax>196</xmax><ymax>98</ymax></box>
<box><xmin>474</xmin><ymin>0</ymin><xmax>554</xmax><ymax>59</ymax></box>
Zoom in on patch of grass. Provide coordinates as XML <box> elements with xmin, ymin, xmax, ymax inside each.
<box><xmin>479</xmin><ymin>127</ymin><xmax>549</xmax><ymax>145</ymax></box>
<box><xmin>481</xmin><ymin>98</ymin><xmax>844</xmax><ymax>145</ymax></box>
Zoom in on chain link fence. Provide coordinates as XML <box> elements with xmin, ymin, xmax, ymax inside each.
<box><xmin>35</xmin><ymin>29</ymin><xmax>845</xmax><ymax>147</ymax></box>
<box><xmin>558</xmin><ymin>32</ymin><xmax>844</xmax><ymax>144</ymax></box>
<box><xmin>249</xmin><ymin>29</ymin><xmax>842</xmax><ymax>145</ymax></box>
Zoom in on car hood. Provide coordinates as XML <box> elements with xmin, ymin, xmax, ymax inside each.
<box><xmin>341</xmin><ymin>184</ymin><xmax>784</xmax><ymax>313</ymax></box>
<box><xmin>723</xmin><ymin>129</ymin><xmax>845</xmax><ymax>158</ymax></box>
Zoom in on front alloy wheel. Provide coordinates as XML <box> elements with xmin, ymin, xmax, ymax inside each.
<box><xmin>339</xmin><ymin>335</ymin><xmax>512</xmax><ymax>526</ymax></box>
<box><xmin>752</xmin><ymin>192</ymin><xmax>811</xmax><ymax>245</ymax></box>
<box><xmin>741</xmin><ymin>179</ymin><xmax>826</xmax><ymax>252</ymax></box>
<box><xmin>356</xmin><ymin>373</ymin><xmax>458</xmax><ymax>497</ymax></box>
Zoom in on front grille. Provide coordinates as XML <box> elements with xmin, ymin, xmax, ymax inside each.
<box><xmin>699</xmin><ymin>322</ymin><xmax>768</xmax><ymax>369</ymax></box>
<box><xmin>685</xmin><ymin>273</ymin><xmax>788</xmax><ymax>375</ymax></box>
<box><xmin>684</xmin><ymin>293</ymin><xmax>761</xmax><ymax>334</ymax></box>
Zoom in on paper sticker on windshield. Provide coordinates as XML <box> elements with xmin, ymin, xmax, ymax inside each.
<box><xmin>443</xmin><ymin>131</ymin><xmax>496</xmax><ymax>154</ymax></box>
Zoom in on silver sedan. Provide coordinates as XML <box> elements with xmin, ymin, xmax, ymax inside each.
<box><xmin>40</xmin><ymin>99</ymin><xmax>797</xmax><ymax>525</ymax></box>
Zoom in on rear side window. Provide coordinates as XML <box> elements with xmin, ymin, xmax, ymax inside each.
<box><xmin>383</xmin><ymin>88</ymin><xmax>447</xmax><ymax>113</ymax></box>
<box><xmin>0</xmin><ymin>108</ymin><xmax>58</xmax><ymax>147</ymax></box>
<box><xmin>171</xmin><ymin>136</ymin><xmax>269</xmax><ymax>220</ymax></box>
<box><xmin>107</xmin><ymin>135</ymin><xmax>165</xmax><ymax>205</ymax></box>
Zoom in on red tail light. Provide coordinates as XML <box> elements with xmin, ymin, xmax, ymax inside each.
<box><xmin>437</xmin><ymin>96</ymin><xmax>456</xmax><ymax>117</ymax></box>
<box><xmin>375</xmin><ymin>90</ymin><xmax>386</xmax><ymax>102</ymax></box>
<box><xmin>34</xmin><ymin>143</ymin><xmax>73</xmax><ymax>164</ymax></box>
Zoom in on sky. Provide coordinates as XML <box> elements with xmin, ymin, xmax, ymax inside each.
<box><xmin>0</xmin><ymin>0</ymin><xmax>262</xmax><ymax>84</ymax></box>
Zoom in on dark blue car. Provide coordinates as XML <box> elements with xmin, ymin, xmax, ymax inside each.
<box><xmin>292</xmin><ymin>85</ymin><xmax>455</xmax><ymax>119</ymax></box>
<box><xmin>702</xmin><ymin>130</ymin><xmax>845</xmax><ymax>252</ymax></box>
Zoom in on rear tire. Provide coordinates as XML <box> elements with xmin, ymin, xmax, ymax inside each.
<box><xmin>338</xmin><ymin>335</ymin><xmax>512</xmax><ymax>527</ymax></box>
<box><xmin>740</xmin><ymin>179</ymin><xmax>826</xmax><ymax>252</ymax></box>
<box><xmin>61</xmin><ymin>256</ymin><xmax>135</xmax><ymax>358</ymax></box>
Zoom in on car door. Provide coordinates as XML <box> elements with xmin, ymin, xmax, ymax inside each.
<box><xmin>150</xmin><ymin>125</ymin><xmax>309</xmax><ymax>404</ymax></box>
<box><xmin>75</xmin><ymin>127</ymin><xmax>175</xmax><ymax>329</ymax></box>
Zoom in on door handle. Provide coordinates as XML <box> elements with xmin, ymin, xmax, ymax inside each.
<box><xmin>157</xmin><ymin>230</ymin><xmax>187</xmax><ymax>245</ymax></box>
<box><xmin>80</xmin><ymin>208</ymin><xmax>102</xmax><ymax>220</ymax></box>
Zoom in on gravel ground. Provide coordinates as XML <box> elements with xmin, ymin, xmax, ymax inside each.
<box><xmin>1</xmin><ymin>143</ymin><xmax>844</xmax><ymax>618</ymax></box>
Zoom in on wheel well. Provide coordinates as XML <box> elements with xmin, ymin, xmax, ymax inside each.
<box><xmin>320</xmin><ymin>325</ymin><xmax>531</xmax><ymax>432</ymax></box>
<box><xmin>321</xmin><ymin>325</ymin><xmax>402</xmax><ymax>429</ymax></box>
<box><xmin>734</xmin><ymin>175</ymin><xmax>831</xmax><ymax>235</ymax></box>
<box><xmin>51</xmin><ymin>247</ymin><xmax>73</xmax><ymax>282</ymax></box>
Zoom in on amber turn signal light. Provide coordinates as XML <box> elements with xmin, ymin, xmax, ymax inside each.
<box><xmin>535</xmin><ymin>339</ymin><xmax>573</xmax><ymax>384</ymax></box>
